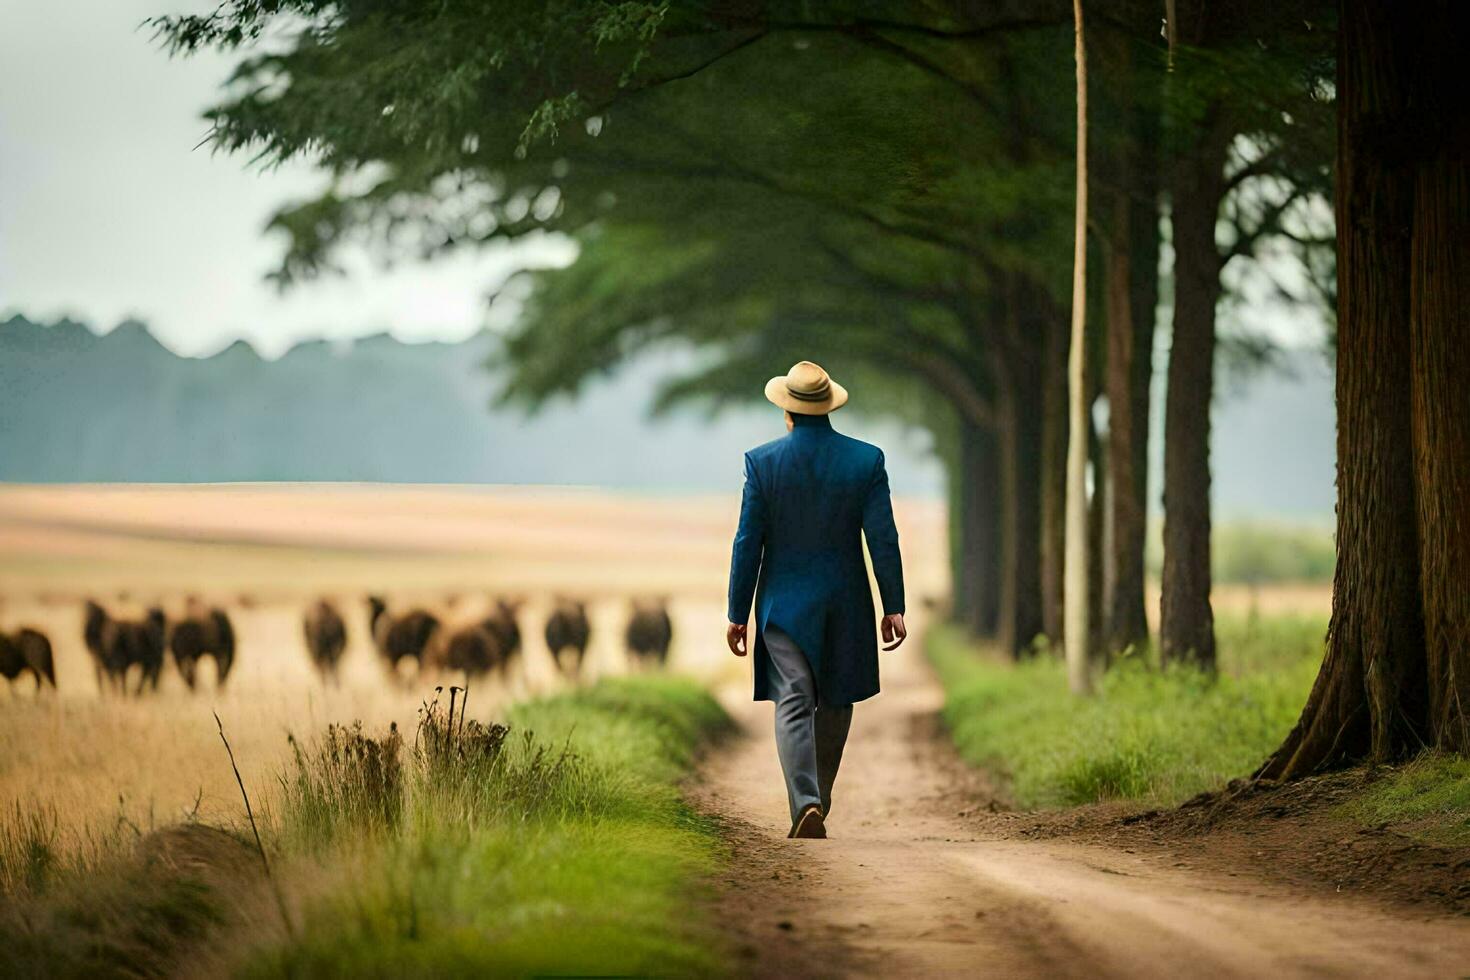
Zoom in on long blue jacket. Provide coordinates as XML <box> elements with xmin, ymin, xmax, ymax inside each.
<box><xmin>727</xmin><ymin>413</ymin><xmax>905</xmax><ymax>705</ymax></box>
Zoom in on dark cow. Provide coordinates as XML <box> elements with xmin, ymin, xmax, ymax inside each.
<box><xmin>0</xmin><ymin>627</ymin><xmax>55</xmax><ymax>693</ymax></box>
<box><xmin>480</xmin><ymin>598</ymin><xmax>523</xmax><ymax>663</ymax></box>
<box><xmin>625</xmin><ymin>599</ymin><xmax>673</xmax><ymax>668</ymax></box>
<box><xmin>544</xmin><ymin>599</ymin><xmax>591</xmax><ymax>677</ymax></box>
<box><xmin>168</xmin><ymin>599</ymin><xmax>236</xmax><ymax>691</ymax></box>
<box><xmin>436</xmin><ymin>623</ymin><xmax>508</xmax><ymax>678</ymax></box>
<box><xmin>83</xmin><ymin>599</ymin><xmax>108</xmax><ymax>688</ymax></box>
<box><xmin>303</xmin><ymin>599</ymin><xmax>348</xmax><ymax>683</ymax></box>
<box><xmin>367</xmin><ymin>596</ymin><xmax>440</xmax><ymax>679</ymax></box>
<box><xmin>86</xmin><ymin>603</ymin><xmax>167</xmax><ymax>695</ymax></box>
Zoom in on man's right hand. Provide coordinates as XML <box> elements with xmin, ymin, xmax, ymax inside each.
<box><xmin>881</xmin><ymin>613</ymin><xmax>908</xmax><ymax>651</ymax></box>
<box><xmin>726</xmin><ymin>622</ymin><xmax>749</xmax><ymax>657</ymax></box>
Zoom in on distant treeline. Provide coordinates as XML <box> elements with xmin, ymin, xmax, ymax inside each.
<box><xmin>0</xmin><ymin>314</ymin><xmax>939</xmax><ymax>492</ymax></box>
<box><xmin>0</xmin><ymin>315</ymin><xmax>1331</xmax><ymax>518</ymax></box>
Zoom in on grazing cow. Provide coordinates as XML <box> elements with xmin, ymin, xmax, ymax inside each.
<box><xmin>480</xmin><ymin>598</ymin><xmax>523</xmax><ymax>662</ymax></box>
<box><xmin>169</xmin><ymin>599</ymin><xmax>236</xmax><ymax>691</ymax></box>
<box><xmin>89</xmin><ymin>605</ymin><xmax>167</xmax><ymax>695</ymax></box>
<box><xmin>544</xmin><ymin>599</ymin><xmax>591</xmax><ymax>677</ymax></box>
<box><xmin>435</xmin><ymin>623</ymin><xmax>508</xmax><ymax>678</ymax></box>
<box><xmin>625</xmin><ymin>599</ymin><xmax>673</xmax><ymax>668</ymax></box>
<box><xmin>367</xmin><ymin>596</ymin><xmax>440</xmax><ymax>678</ymax></box>
<box><xmin>0</xmin><ymin>627</ymin><xmax>55</xmax><ymax>693</ymax></box>
<box><xmin>302</xmin><ymin>599</ymin><xmax>348</xmax><ymax>683</ymax></box>
<box><xmin>84</xmin><ymin>599</ymin><xmax>109</xmax><ymax>688</ymax></box>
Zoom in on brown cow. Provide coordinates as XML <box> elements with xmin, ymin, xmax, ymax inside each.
<box><xmin>303</xmin><ymin>599</ymin><xmax>348</xmax><ymax>683</ymax></box>
<box><xmin>433</xmin><ymin>622</ymin><xmax>508</xmax><ymax>679</ymax></box>
<box><xmin>85</xmin><ymin>602</ymin><xmax>166</xmax><ymax>695</ymax></box>
<box><xmin>0</xmin><ymin>627</ymin><xmax>55</xmax><ymax>693</ymax></box>
<box><xmin>367</xmin><ymin>596</ymin><xmax>440</xmax><ymax>680</ymax></box>
<box><xmin>169</xmin><ymin>598</ymin><xmax>236</xmax><ymax>691</ymax></box>
<box><xmin>625</xmin><ymin>598</ymin><xmax>673</xmax><ymax>668</ymax></box>
<box><xmin>544</xmin><ymin>598</ymin><xmax>591</xmax><ymax>677</ymax></box>
<box><xmin>480</xmin><ymin>598</ymin><xmax>523</xmax><ymax>663</ymax></box>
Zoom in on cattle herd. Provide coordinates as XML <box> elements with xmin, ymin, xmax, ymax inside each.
<box><xmin>1</xmin><ymin>595</ymin><xmax>675</xmax><ymax>696</ymax></box>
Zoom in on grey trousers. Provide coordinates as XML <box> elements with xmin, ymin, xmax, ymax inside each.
<box><xmin>764</xmin><ymin>625</ymin><xmax>853</xmax><ymax>824</ymax></box>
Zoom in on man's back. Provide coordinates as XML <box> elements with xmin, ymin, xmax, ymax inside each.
<box><xmin>728</xmin><ymin>411</ymin><xmax>904</xmax><ymax>707</ymax></box>
<box><xmin>745</xmin><ymin>421</ymin><xmax>881</xmax><ymax>566</ymax></box>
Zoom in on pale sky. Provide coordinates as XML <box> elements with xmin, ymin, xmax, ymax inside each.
<box><xmin>0</xmin><ymin>0</ymin><xmax>569</xmax><ymax>358</ymax></box>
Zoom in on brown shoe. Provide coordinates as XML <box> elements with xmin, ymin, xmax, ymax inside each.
<box><xmin>789</xmin><ymin>804</ymin><xmax>826</xmax><ymax>839</ymax></box>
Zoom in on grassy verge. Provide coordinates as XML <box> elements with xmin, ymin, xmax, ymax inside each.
<box><xmin>927</xmin><ymin>616</ymin><xmax>1325</xmax><ymax>808</ymax></box>
<box><xmin>0</xmin><ymin>676</ymin><xmax>734</xmax><ymax>978</ymax></box>
<box><xmin>1338</xmin><ymin>753</ymin><xmax>1470</xmax><ymax>846</ymax></box>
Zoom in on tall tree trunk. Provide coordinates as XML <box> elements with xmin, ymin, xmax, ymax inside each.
<box><xmin>1260</xmin><ymin>0</ymin><xmax>1468</xmax><ymax>778</ymax></box>
<box><xmin>1104</xmin><ymin>180</ymin><xmax>1158</xmax><ymax>655</ymax></box>
<box><xmin>954</xmin><ymin>419</ymin><xmax>1002</xmax><ymax>637</ymax></box>
<box><xmin>1064</xmin><ymin>0</ymin><xmax>1093</xmax><ymax>693</ymax></box>
<box><xmin>995</xmin><ymin>298</ymin><xmax>1046</xmax><ymax>659</ymax></box>
<box><xmin>1411</xmin><ymin>138</ymin><xmax>1470</xmax><ymax>754</ymax></box>
<box><xmin>948</xmin><ymin>445</ymin><xmax>977</xmax><ymax>630</ymax></box>
<box><xmin>1039</xmin><ymin>314</ymin><xmax>1069</xmax><ymax>647</ymax></box>
<box><xmin>1092</xmin><ymin>20</ymin><xmax>1161</xmax><ymax>661</ymax></box>
<box><xmin>1159</xmin><ymin>110</ymin><xmax>1228</xmax><ymax>671</ymax></box>
<box><xmin>1121</xmin><ymin>173</ymin><xmax>1160</xmax><ymax>645</ymax></box>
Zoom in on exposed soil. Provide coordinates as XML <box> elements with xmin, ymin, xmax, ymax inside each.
<box><xmin>693</xmin><ymin>633</ymin><xmax>1470</xmax><ymax>978</ymax></box>
<box><xmin>1002</xmin><ymin>766</ymin><xmax>1470</xmax><ymax>918</ymax></box>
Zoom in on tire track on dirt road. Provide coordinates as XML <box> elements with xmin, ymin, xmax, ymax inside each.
<box><xmin>693</xmin><ymin>624</ymin><xmax>1470</xmax><ymax>978</ymax></box>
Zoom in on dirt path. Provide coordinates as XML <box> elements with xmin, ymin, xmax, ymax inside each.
<box><xmin>695</xmin><ymin>634</ymin><xmax>1470</xmax><ymax>978</ymax></box>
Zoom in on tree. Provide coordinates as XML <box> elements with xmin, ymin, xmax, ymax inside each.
<box><xmin>1157</xmin><ymin>1</ymin><xmax>1334</xmax><ymax>670</ymax></box>
<box><xmin>1261</xmin><ymin>0</ymin><xmax>1469</xmax><ymax>777</ymax></box>
<box><xmin>1063</xmin><ymin>0</ymin><xmax>1093</xmax><ymax>693</ymax></box>
<box><xmin>1092</xmin><ymin>26</ymin><xmax>1164</xmax><ymax>658</ymax></box>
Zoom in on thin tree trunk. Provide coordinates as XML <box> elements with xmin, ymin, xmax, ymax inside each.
<box><xmin>1121</xmin><ymin>173</ymin><xmax>1160</xmax><ymax>648</ymax></box>
<box><xmin>955</xmin><ymin>419</ymin><xmax>1002</xmax><ymax>637</ymax></box>
<box><xmin>995</xmin><ymin>305</ymin><xmax>1046</xmax><ymax>659</ymax></box>
<box><xmin>1064</xmin><ymin>0</ymin><xmax>1093</xmax><ymax>694</ymax></box>
<box><xmin>1040</xmin><ymin>314</ymin><xmax>1069</xmax><ymax>647</ymax></box>
<box><xmin>1104</xmin><ymin>182</ymin><xmax>1156</xmax><ymax>655</ymax></box>
<box><xmin>949</xmin><ymin>446</ymin><xmax>976</xmax><ymax>630</ymax></box>
<box><xmin>1159</xmin><ymin>110</ymin><xmax>1227</xmax><ymax>671</ymax></box>
<box><xmin>1091</xmin><ymin>19</ymin><xmax>1159</xmax><ymax>661</ymax></box>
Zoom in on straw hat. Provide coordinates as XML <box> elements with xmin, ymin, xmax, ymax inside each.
<box><xmin>764</xmin><ymin>360</ymin><xmax>849</xmax><ymax>415</ymax></box>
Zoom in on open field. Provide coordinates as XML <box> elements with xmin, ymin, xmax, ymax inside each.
<box><xmin>0</xmin><ymin>484</ymin><xmax>947</xmax><ymax>848</ymax></box>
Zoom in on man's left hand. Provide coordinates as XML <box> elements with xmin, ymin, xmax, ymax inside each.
<box><xmin>726</xmin><ymin>622</ymin><xmax>749</xmax><ymax>657</ymax></box>
<box><xmin>881</xmin><ymin>613</ymin><xmax>907</xmax><ymax>651</ymax></box>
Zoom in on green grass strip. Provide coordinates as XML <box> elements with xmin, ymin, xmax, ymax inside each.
<box><xmin>927</xmin><ymin>617</ymin><xmax>1325</xmax><ymax>808</ymax></box>
<box><xmin>243</xmin><ymin>675</ymin><xmax>735</xmax><ymax>978</ymax></box>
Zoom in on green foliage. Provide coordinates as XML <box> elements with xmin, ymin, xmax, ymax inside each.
<box><xmin>1340</xmin><ymin>754</ymin><xmax>1470</xmax><ymax>846</ymax></box>
<box><xmin>928</xmin><ymin>616</ymin><xmax>1326</xmax><ymax>807</ymax></box>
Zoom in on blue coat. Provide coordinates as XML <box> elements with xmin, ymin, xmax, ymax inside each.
<box><xmin>727</xmin><ymin>413</ymin><xmax>905</xmax><ymax>706</ymax></box>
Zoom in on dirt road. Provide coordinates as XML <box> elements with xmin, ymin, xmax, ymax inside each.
<box><xmin>696</xmin><ymin>632</ymin><xmax>1470</xmax><ymax>978</ymax></box>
